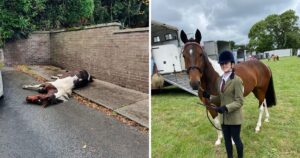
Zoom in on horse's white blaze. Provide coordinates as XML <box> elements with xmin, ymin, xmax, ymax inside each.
<box><xmin>189</xmin><ymin>49</ymin><xmax>193</xmax><ymax>55</ymax></box>
<box><xmin>50</xmin><ymin>75</ymin><xmax>78</xmax><ymax>101</ymax></box>
<box><xmin>213</xmin><ymin>117</ymin><xmax>223</xmax><ymax>146</ymax></box>
<box><xmin>208</xmin><ymin>58</ymin><xmax>223</xmax><ymax>76</ymax></box>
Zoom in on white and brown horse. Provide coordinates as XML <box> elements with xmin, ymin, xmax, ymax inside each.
<box><xmin>180</xmin><ymin>29</ymin><xmax>276</xmax><ymax>145</ymax></box>
<box><xmin>23</xmin><ymin>69</ymin><xmax>93</xmax><ymax>108</ymax></box>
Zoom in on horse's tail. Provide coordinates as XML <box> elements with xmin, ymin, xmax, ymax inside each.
<box><xmin>265</xmin><ymin>73</ymin><xmax>276</xmax><ymax>107</ymax></box>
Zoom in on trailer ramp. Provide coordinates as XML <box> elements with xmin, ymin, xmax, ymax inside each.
<box><xmin>162</xmin><ymin>72</ymin><xmax>198</xmax><ymax>96</ymax></box>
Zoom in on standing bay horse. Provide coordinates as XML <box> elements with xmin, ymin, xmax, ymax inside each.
<box><xmin>180</xmin><ymin>29</ymin><xmax>276</xmax><ymax>145</ymax></box>
<box><xmin>268</xmin><ymin>54</ymin><xmax>279</xmax><ymax>61</ymax></box>
<box><xmin>23</xmin><ymin>69</ymin><xmax>93</xmax><ymax>108</ymax></box>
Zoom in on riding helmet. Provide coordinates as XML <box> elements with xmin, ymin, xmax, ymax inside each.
<box><xmin>218</xmin><ymin>50</ymin><xmax>235</xmax><ymax>64</ymax></box>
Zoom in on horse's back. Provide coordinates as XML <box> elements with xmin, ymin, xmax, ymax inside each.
<box><xmin>234</xmin><ymin>60</ymin><xmax>271</xmax><ymax>95</ymax></box>
<box><xmin>236</xmin><ymin>60</ymin><xmax>270</xmax><ymax>75</ymax></box>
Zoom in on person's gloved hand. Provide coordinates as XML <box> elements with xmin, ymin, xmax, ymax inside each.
<box><xmin>216</xmin><ymin>105</ymin><xmax>227</xmax><ymax>114</ymax></box>
<box><xmin>203</xmin><ymin>91</ymin><xmax>210</xmax><ymax>99</ymax></box>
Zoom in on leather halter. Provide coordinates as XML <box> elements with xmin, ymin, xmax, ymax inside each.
<box><xmin>182</xmin><ymin>42</ymin><xmax>204</xmax><ymax>74</ymax></box>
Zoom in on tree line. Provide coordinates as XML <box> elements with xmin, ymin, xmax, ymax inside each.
<box><xmin>0</xmin><ymin>0</ymin><xmax>149</xmax><ymax>47</ymax></box>
<box><xmin>248</xmin><ymin>9</ymin><xmax>300</xmax><ymax>54</ymax></box>
<box><xmin>248</xmin><ymin>10</ymin><xmax>300</xmax><ymax>53</ymax></box>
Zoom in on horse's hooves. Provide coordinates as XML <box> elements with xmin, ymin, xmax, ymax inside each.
<box><xmin>255</xmin><ymin>128</ymin><xmax>260</xmax><ymax>133</ymax></box>
<box><xmin>264</xmin><ymin>119</ymin><xmax>269</xmax><ymax>122</ymax></box>
<box><xmin>215</xmin><ymin>140</ymin><xmax>221</xmax><ymax>146</ymax></box>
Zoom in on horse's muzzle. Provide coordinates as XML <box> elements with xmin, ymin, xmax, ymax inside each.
<box><xmin>26</xmin><ymin>95</ymin><xmax>43</xmax><ymax>105</ymax></box>
<box><xmin>190</xmin><ymin>81</ymin><xmax>200</xmax><ymax>90</ymax></box>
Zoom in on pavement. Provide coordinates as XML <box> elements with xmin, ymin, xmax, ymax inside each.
<box><xmin>20</xmin><ymin>65</ymin><xmax>149</xmax><ymax>128</ymax></box>
<box><xmin>0</xmin><ymin>69</ymin><xmax>148</xmax><ymax>157</ymax></box>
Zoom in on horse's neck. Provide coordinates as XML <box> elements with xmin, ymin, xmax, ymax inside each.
<box><xmin>202</xmin><ymin>58</ymin><xmax>222</xmax><ymax>96</ymax></box>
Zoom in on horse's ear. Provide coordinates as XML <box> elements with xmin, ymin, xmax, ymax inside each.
<box><xmin>180</xmin><ymin>30</ymin><xmax>188</xmax><ymax>43</ymax></box>
<box><xmin>195</xmin><ymin>29</ymin><xmax>202</xmax><ymax>43</ymax></box>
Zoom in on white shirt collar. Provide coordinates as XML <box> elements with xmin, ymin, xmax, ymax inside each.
<box><xmin>222</xmin><ymin>71</ymin><xmax>232</xmax><ymax>82</ymax></box>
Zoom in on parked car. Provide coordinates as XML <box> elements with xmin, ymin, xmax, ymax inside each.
<box><xmin>0</xmin><ymin>71</ymin><xmax>3</xmax><ymax>97</ymax></box>
<box><xmin>297</xmin><ymin>49</ymin><xmax>300</xmax><ymax>57</ymax></box>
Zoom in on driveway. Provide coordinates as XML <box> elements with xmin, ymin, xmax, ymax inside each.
<box><xmin>0</xmin><ymin>70</ymin><xmax>148</xmax><ymax>158</ymax></box>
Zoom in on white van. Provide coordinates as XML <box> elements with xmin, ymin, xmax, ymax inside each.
<box><xmin>0</xmin><ymin>71</ymin><xmax>3</xmax><ymax>97</ymax></box>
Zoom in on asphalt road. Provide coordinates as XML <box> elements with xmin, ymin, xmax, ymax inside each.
<box><xmin>0</xmin><ymin>70</ymin><xmax>148</xmax><ymax>158</ymax></box>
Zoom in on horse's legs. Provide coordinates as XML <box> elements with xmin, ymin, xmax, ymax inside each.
<box><xmin>253</xmin><ymin>88</ymin><xmax>268</xmax><ymax>133</ymax></box>
<box><xmin>255</xmin><ymin>104</ymin><xmax>264</xmax><ymax>133</ymax></box>
<box><xmin>263</xmin><ymin>99</ymin><xmax>270</xmax><ymax>122</ymax></box>
<box><xmin>213</xmin><ymin>116</ymin><xmax>223</xmax><ymax>146</ymax></box>
<box><xmin>22</xmin><ymin>84</ymin><xmax>44</xmax><ymax>91</ymax></box>
<box><xmin>51</xmin><ymin>76</ymin><xmax>59</xmax><ymax>80</ymax></box>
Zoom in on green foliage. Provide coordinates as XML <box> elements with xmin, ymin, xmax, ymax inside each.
<box><xmin>93</xmin><ymin>0</ymin><xmax>110</xmax><ymax>24</ymax></box>
<box><xmin>31</xmin><ymin>0</ymin><xmax>62</xmax><ymax>30</ymax></box>
<box><xmin>93</xmin><ymin>0</ymin><xmax>149</xmax><ymax>28</ymax></box>
<box><xmin>248</xmin><ymin>10</ymin><xmax>300</xmax><ymax>52</ymax></box>
<box><xmin>64</xmin><ymin>0</ymin><xmax>94</xmax><ymax>27</ymax></box>
<box><xmin>0</xmin><ymin>0</ymin><xmax>149</xmax><ymax>46</ymax></box>
<box><xmin>0</xmin><ymin>0</ymin><xmax>35</xmax><ymax>46</ymax></box>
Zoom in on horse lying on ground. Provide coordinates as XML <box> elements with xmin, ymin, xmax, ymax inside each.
<box><xmin>23</xmin><ymin>69</ymin><xmax>93</xmax><ymax>108</ymax></box>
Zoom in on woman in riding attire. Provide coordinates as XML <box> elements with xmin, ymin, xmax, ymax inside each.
<box><xmin>207</xmin><ymin>50</ymin><xmax>244</xmax><ymax>158</ymax></box>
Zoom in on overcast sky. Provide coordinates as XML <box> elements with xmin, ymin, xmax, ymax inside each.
<box><xmin>151</xmin><ymin>0</ymin><xmax>300</xmax><ymax>45</ymax></box>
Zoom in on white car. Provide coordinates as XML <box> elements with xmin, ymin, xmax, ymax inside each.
<box><xmin>0</xmin><ymin>71</ymin><xmax>3</xmax><ymax>97</ymax></box>
<box><xmin>297</xmin><ymin>49</ymin><xmax>300</xmax><ymax>57</ymax></box>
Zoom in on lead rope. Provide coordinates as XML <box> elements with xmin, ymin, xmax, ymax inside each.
<box><xmin>198</xmin><ymin>102</ymin><xmax>222</xmax><ymax>131</ymax></box>
<box><xmin>197</xmin><ymin>85</ymin><xmax>223</xmax><ymax>131</ymax></box>
<box><xmin>206</xmin><ymin>107</ymin><xmax>222</xmax><ymax>131</ymax></box>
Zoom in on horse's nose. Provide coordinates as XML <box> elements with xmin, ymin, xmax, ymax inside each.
<box><xmin>190</xmin><ymin>81</ymin><xmax>200</xmax><ymax>90</ymax></box>
<box><xmin>26</xmin><ymin>96</ymin><xmax>33</xmax><ymax>103</ymax></box>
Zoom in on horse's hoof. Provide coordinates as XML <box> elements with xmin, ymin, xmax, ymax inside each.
<box><xmin>264</xmin><ymin>119</ymin><xmax>269</xmax><ymax>122</ymax></box>
<box><xmin>22</xmin><ymin>85</ymin><xmax>28</xmax><ymax>89</ymax></box>
<box><xmin>215</xmin><ymin>140</ymin><xmax>221</xmax><ymax>146</ymax></box>
<box><xmin>255</xmin><ymin>128</ymin><xmax>260</xmax><ymax>133</ymax></box>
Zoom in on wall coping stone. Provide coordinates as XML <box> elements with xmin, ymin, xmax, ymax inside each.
<box><xmin>32</xmin><ymin>23</ymin><xmax>148</xmax><ymax>35</ymax></box>
<box><xmin>49</xmin><ymin>22</ymin><xmax>122</xmax><ymax>33</ymax></box>
<box><xmin>114</xmin><ymin>27</ymin><xmax>149</xmax><ymax>34</ymax></box>
<box><xmin>32</xmin><ymin>31</ymin><xmax>50</xmax><ymax>34</ymax></box>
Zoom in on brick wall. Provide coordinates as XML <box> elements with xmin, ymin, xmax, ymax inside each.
<box><xmin>51</xmin><ymin>23</ymin><xmax>149</xmax><ymax>93</ymax></box>
<box><xmin>3</xmin><ymin>32</ymin><xmax>50</xmax><ymax>66</ymax></box>
<box><xmin>3</xmin><ymin>23</ymin><xmax>149</xmax><ymax>93</ymax></box>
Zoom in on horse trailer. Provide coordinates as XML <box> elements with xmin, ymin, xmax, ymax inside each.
<box><xmin>151</xmin><ymin>20</ymin><xmax>197</xmax><ymax>95</ymax></box>
<box><xmin>203</xmin><ymin>41</ymin><xmax>231</xmax><ymax>60</ymax></box>
<box><xmin>233</xmin><ymin>49</ymin><xmax>247</xmax><ymax>63</ymax></box>
<box><xmin>151</xmin><ymin>20</ymin><xmax>232</xmax><ymax>95</ymax></box>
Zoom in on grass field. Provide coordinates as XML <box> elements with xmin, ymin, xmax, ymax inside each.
<box><xmin>151</xmin><ymin>56</ymin><xmax>300</xmax><ymax>158</ymax></box>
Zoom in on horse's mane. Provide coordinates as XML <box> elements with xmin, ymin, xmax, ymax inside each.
<box><xmin>198</xmin><ymin>49</ymin><xmax>221</xmax><ymax>75</ymax></box>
